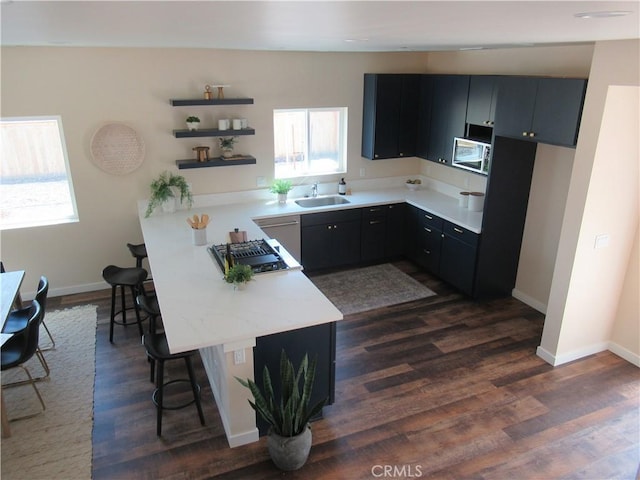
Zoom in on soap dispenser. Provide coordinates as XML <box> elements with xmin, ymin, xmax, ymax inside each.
<box><xmin>338</xmin><ymin>178</ymin><xmax>347</xmax><ymax>195</ymax></box>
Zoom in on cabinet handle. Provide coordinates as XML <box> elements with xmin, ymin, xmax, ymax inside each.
<box><xmin>522</xmin><ymin>131</ymin><xmax>528</xmax><ymax>137</ymax></box>
<box><xmin>369</xmin><ymin>220</ymin><xmax>382</xmax><ymax>225</ymax></box>
<box><xmin>423</xmin><ymin>227</ymin><xmax>432</xmax><ymax>233</ymax></box>
<box><xmin>369</xmin><ymin>208</ymin><xmax>382</xmax><ymax>212</ymax></box>
<box><xmin>424</xmin><ymin>214</ymin><xmax>433</xmax><ymax>220</ymax></box>
<box><xmin>399</xmin><ymin>153</ymin><xmax>404</xmax><ymax>156</ymax></box>
<box><xmin>328</xmin><ymin>225</ymin><xmax>332</xmax><ymax>230</ymax></box>
<box><xmin>423</xmin><ymin>249</ymin><xmax>431</xmax><ymax>255</ymax></box>
<box><xmin>453</xmin><ymin>227</ymin><xmax>464</xmax><ymax>234</ymax></box>
<box><xmin>529</xmin><ymin>132</ymin><xmax>536</xmax><ymax>138</ymax></box>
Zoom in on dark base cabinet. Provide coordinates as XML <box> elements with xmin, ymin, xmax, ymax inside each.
<box><xmin>301</xmin><ymin>209</ymin><xmax>361</xmax><ymax>271</ymax></box>
<box><xmin>253</xmin><ymin>322</ymin><xmax>336</xmax><ymax>436</ymax></box>
<box><xmin>361</xmin><ymin>203</ymin><xmax>406</xmax><ymax>263</ymax></box>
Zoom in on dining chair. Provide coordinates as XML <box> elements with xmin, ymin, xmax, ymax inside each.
<box><xmin>1</xmin><ymin>299</ymin><xmax>46</xmax><ymax>420</ymax></box>
<box><xmin>3</xmin><ymin>276</ymin><xmax>52</xmax><ymax>380</ymax></box>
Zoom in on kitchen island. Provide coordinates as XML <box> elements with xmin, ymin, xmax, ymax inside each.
<box><xmin>138</xmin><ymin>201</ymin><xmax>344</xmax><ymax>447</ymax></box>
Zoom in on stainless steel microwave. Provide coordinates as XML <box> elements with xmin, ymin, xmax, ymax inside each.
<box><xmin>451</xmin><ymin>137</ymin><xmax>491</xmax><ymax>175</ymax></box>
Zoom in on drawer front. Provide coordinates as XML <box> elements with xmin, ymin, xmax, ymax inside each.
<box><xmin>418</xmin><ymin>209</ymin><xmax>444</xmax><ymax>230</ymax></box>
<box><xmin>301</xmin><ymin>208</ymin><xmax>362</xmax><ymax>227</ymax></box>
<box><xmin>361</xmin><ymin>205</ymin><xmax>388</xmax><ymax>219</ymax></box>
<box><xmin>442</xmin><ymin>221</ymin><xmax>479</xmax><ymax>247</ymax></box>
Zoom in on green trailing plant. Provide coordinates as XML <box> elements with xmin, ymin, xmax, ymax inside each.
<box><xmin>145</xmin><ymin>171</ymin><xmax>194</xmax><ymax>217</ymax></box>
<box><xmin>223</xmin><ymin>264</ymin><xmax>254</xmax><ymax>285</ymax></box>
<box><xmin>237</xmin><ymin>349</ymin><xmax>327</xmax><ymax>437</ymax></box>
<box><xmin>186</xmin><ymin>116</ymin><xmax>200</xmax><ymax>123</ymax></box>
<box><xmin>269</xmin><ymin>179</ymin><xmax>293</xmax><ymax>194</ymax></box>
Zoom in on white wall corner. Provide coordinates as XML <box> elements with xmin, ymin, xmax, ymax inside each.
<box><xmin>512</xmin><ymin>289</ymin><xmax>547</xmax><ymax>314</ymax></box>
<box><xmin>608</xmin><ymin>341</ymin><xmax>640</xmax><ymax>368</ymax></box>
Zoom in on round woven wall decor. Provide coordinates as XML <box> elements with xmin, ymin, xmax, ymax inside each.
<box><xmin>90</xmin><ymin>122</ymin><xmax>145</xmax><ymax>175</ymax></box>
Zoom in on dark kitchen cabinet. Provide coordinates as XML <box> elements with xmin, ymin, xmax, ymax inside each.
<box><xmin>412</xmin><ymin>207</ymin><xmax>444</xmax><ymax>273</ymax></box>
<box><xmin>407</xmin><ymin>205</ymin><xmax>479</xmax><ymax>296</ymax></box>
<box><xmin>466</xmin><ymin>75</ymin><xmax>499</xmax><ymax>127</ymax></box>
<box><xmin>422</xmin><ymin>75</ymin><xmax>470</xmax><ymax>165</ymax></box>
<box><xmin>494</xmin><ymin>76</ymin><xmax>587</xmax><ymax>147</ymax></box>
<box><xmin>360</xmin><ymin>203</ymin><xmax>406</xmax><ymax>262</ymax></box>
<box><xmin>362</xmin><ymin>74</ymin><xmax>420</xmax><ymax>160</ymax></box>
<box><xmin>301</xmin><ymin>209</ymin><xmax>361</xmax><ymax>271</ymax></box>
<box><xmin>439</xmin><ymin>222</ymin><xmax>479</xmax><ymax>296</ymax></box>
<box><xmin>253</xmin><ymin>321</ymin><xmax>336</xmax><ymax>436</ymax></box>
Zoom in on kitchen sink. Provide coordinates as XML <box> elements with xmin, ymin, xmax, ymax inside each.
<box><xmin>295</xmin><ymin>196</ymin><xmax>351</xmax><ymax>208</ymax></box>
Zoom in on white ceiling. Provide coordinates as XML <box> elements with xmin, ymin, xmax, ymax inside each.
<box><xmin>1</xmin><ymin>1</ymin><xmax>639</xmax><ymax>52</ymax></box>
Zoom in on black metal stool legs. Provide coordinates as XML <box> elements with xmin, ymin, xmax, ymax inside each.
<box><xmin>185</xmin><ymin>356</ymin><xmax>206</xmax><ymax>428</ymax></box>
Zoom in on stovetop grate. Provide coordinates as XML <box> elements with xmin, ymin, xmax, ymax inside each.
<box><xmin>208</xmin><ymin>239</ymin><xmax>289</xmax><ymax>273</ymax></box>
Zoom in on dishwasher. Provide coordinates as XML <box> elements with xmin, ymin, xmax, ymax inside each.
<box><xmin>253</xmin><ymin>215</ymin><xmax>301</xmax><ymax>263</ymax></box>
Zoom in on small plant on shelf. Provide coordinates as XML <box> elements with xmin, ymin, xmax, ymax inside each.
<box><xmin>145</xmin><ymin>171</ymin><xmax>193</xmax><ymax>217</ymax></box>
<box><xmin>186</xmin><ymin>116</ymin><xmax>200</xmax><ymax>131</ymax></box>
<box><xmin>219</xmin><ymin>137</ymin><xmax>238</xmax><ymax>158</ymax></box>
<box><xmin>223</xmin><ymin>264</ymin><xmax>255</xmax><ymax>287</ymax></box>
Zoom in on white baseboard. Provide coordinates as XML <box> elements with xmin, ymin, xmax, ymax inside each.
<box><xmin>608</xmin><ymin>341</ymin><xmax>640</xmax><ymax>367</ymax></box>
<box><xmin>537</xmin><ymin>341</ymin><xmax>636</xmax><ymax>367</ymax></box>
<box><xmin>512</xmin><ymin>289</ymin><xmax>547</xmax><ymax>314</ymax></box>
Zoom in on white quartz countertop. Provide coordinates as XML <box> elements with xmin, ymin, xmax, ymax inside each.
<box><xmin>247</xmin><ymin>186</ymin><xmax>483</xmax><ymax>233</ymax></box>
<box><xmin>138</xmin><ymin>183</ymin><xmax>482</xmax><ymax>353</ymax></box>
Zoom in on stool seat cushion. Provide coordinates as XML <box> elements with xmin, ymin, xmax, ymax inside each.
<box><xmin>102</xmin><ymin>265</ymin><xmax>147</xmax><ymax>287</ymax></box>
<box><xmin>144</xmin><ymin>333</ymin><xmax>195</xmax><ymax>361</ymax></box>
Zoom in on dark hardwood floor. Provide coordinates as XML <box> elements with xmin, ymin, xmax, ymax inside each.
<box><xmin>49</xmin><ymin>260</ymin><xmax>639</xmax><ymax>479</ymax></box>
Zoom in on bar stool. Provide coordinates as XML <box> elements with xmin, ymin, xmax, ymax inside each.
<box><xmin>137</xmin><ymin>294</ymin><xmax>205</xmax><ymax>436</ymax></box>
<box><xmin>102</xmin><ymin>265</ymin><xmax>147</xmax><ymax>343</ymax></box>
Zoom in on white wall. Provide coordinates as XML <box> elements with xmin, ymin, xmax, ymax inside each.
<box><xmin>0</xmin><ymin>47</ymin><xmax>426</xmax><ymax>295</ymax></box>
<box><xmin>539</xmin><ymin>39</ymin><xmax>640</xmax><ymax>365</ymax></box>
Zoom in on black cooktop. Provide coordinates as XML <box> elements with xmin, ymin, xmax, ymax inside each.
<box><xmin>208</xmin><ymin>239</ymin><xmax>289</xmax><ymax>273</ymax></box>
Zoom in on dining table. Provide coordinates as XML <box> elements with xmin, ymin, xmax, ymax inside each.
<box><xmin>1</xmin><ymin>269</ymin><xmax>26</xmax><ymax>438</ymax></box>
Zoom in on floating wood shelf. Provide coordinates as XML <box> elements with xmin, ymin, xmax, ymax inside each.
<box><xmin>170</xmin><ymin>98</ymin><xmax>254</xmax><ymax>106</ymax></box>
<box><xmin>173</xmin><ymin>128</ymin><xmax>255</xmax><ymax>138</ymax></box>
<box><xmin>176</xmin><ymin>155</ymin><xmax>257</xmax><ymax>169</ymax></box>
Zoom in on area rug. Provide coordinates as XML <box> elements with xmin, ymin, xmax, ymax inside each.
<box><xmin>1</xmin><ymin>304</ymin><xmax>97</xmax><ymax>480</ymax></box>
<box><xmin>310</xmin><ymin>263</ymin><xmax>436</xmax><ymax>315</ymax></box>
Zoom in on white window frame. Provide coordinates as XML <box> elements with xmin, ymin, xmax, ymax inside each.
<box><xmin>273</xmin><ymin>107</ymin><xmax>347</xmax><ymax>179</ymax></box>
<box><xmin>1</xmin><ymin>115</ymin><xmax>79</xmax><ymax>230</ymax></box>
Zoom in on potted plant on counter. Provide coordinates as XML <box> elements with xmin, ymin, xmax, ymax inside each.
<box><xmin>223</xmin><ymin>264</ymin><xmax>254</xmax><ymax>289</ymax></box>
<box><xmin>186</xmin><ymin>116</ymin><xmax>200</xmax><ymax>131</ymax></box>
<box><xmin>236</xmin><ymin>350</ymin><xmax>326</xmax><ymax>471</ymax></box>
<box><xmin>145</xmin><ymin>171</ymin><xmax>193</xmax><ymax>217</ymax></box>
<box><xmin>269</xmin><ymin>179</ymin><xmax>293</xmax><ymax>203</ymax></box>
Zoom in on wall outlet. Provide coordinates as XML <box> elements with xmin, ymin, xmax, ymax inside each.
<box><xmin>360</xmin><ymin>168</ymin><xmax>365</xmax><ymax>177</ymax></box>
<box><xmin>256</xmin><ymin>176</ymin><xmax>266</xmax><ymax>187</ymax></box>
<box><xmin>594</xmin><ymin>234</ymin><xmax>610</xmax><ymax>249</ymax></box>
<box><xmin>233</xmin><ymin>349</ymin><xmax>245</xmax><ymax>365</ymax></box>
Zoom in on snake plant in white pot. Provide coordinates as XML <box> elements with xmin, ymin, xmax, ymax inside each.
<box><xmin>236</xmin><ymin>350</ymin><xmax>326</xmax><ymax>471</ymax></box>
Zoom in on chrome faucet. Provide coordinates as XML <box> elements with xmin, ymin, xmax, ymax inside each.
<box><xmin>311</xmin><ymin>182</ymin><xmax>319</xmax><ymax>197</ymax></box>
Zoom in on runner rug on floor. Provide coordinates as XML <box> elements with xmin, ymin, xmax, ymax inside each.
<box><xmin>310</xmin><ymin>263</ymin><xmax>436</xmax><ymax>315</ymax></box>
<box><xmin>1</xmin><ymin>304</ymin><xmax>97</xmax><ymax>480</ymax></box>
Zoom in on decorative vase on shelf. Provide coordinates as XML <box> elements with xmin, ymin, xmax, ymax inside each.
<box><xmin>221</xmin><ymin>148</ymin><xmax>234</xmax><ymax>159</ymax></box>
<box><xmin>186</xmin><ymin>116</ymin><xmax>200</xmax><ymax>131</ymax></box>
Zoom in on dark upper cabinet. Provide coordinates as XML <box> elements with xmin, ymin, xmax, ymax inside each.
<box><xmin>362</xmin><ymin>74</ymin><xmax>420</xmax><ymax>160</ymax></box>
<box><xmin>466</xmin><ymin>75</ymin><xmax>499</xmax><ymax>127</ymax></box>
<box><xmin>494</xmin><ymin>77</ymin><xmax>587</xmax><ymax>147</ymax></box>
<box><xmin>421</xmin><ymin>75</ymin><xmax>470</xmax><ymax>165</ymax></box>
